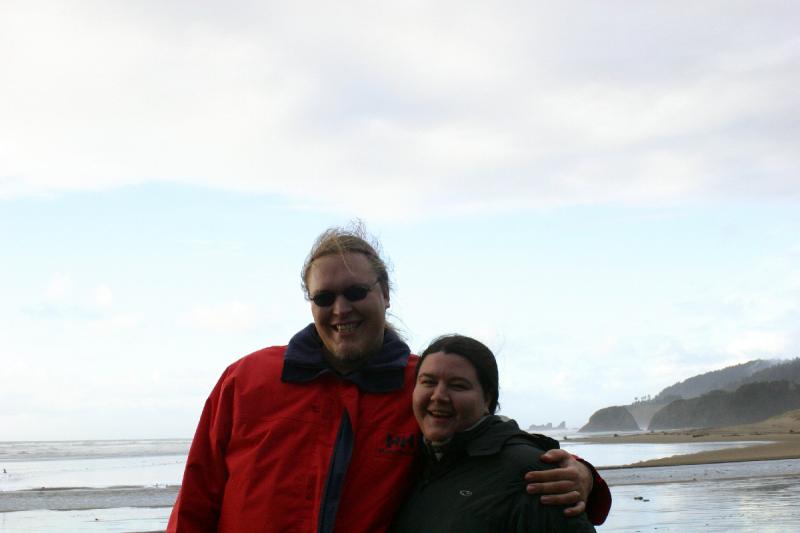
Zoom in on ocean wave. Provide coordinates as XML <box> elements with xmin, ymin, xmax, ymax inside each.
<box><xmin>0</xmin><ymin>439</ymin><xmax>190</xmax><ymax>462</ymax></box>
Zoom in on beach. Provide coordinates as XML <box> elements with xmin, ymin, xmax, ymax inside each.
<box><xmin>597</xmin><ymin>461</ymin><xmax>800</xmax><ymax>533</ymax></box>
<box><xmin>2</xmin><ymin>411</ymin><xmax>800</xmax><ymax>531</ymax></box>
<box><xmin>574</xmin><ymin>409</ymin><xmax>800</xmax><ymax>467</ymax></box>
<box><xmin>580</xmin><ymin>410</ymin><xmax>800</xmax><ymax>532</ymax></box>
<box><xmin>0</xmin><ymin>439</ymin><xmax>185</xmax><ymax>532</ymax></box>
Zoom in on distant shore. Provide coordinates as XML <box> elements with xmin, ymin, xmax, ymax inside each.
<box><xmin>574</xmin><ymin>409</ymin><xmax>800</xmax><ymax>468</ymax></box>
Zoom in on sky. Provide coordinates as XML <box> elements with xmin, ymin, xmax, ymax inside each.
<box><xmin>1</xmin><ymin>1</ymin><xmax>799</xmax><ymax>440</ymax></box>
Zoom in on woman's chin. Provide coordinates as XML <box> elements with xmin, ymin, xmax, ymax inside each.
<box><xmin>422</xmin><ymin>429</ymin><xmax>454</xmax><ymax>444</ymax></box>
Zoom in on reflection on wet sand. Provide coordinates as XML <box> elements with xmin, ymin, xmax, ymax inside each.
<box><xmin>600</xmin><ymin>459</ymin><xmax>800</xmax><ymax>532</ymax></box>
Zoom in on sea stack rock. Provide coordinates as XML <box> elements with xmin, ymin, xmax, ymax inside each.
<box><xmin>580</xmin><ymin>406</ymin><xmax>640</xmax><ymax>432</ymax></box>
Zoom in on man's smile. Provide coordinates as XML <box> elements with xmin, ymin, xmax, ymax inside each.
<box><xmin>333</xmin><ymin>321</ymin><xmax>361</xmax><ymax>333</ymax></box>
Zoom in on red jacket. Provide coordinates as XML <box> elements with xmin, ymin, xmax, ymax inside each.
<box><xmin>168</xmin><ymin>326</ymin><xmax>421</xmax><ymax>532</ymax></box>
<box><xmin>168</xmin><ymin>325</ymin><xmax>611</xmax><ymax>532</ymax></box>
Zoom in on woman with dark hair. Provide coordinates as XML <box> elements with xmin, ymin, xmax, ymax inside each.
<box><xmin>391</xmin><ymin>335</ymin><xmax>596</xmax><ymax>532</ymax></box>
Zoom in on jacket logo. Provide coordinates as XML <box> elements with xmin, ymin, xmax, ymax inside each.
<box><xmin>386</xmin><ymin>433</ymin><xmax>416</xmax><ymax>449</ymax></box>
<box><xmin>459</xmin><ymin>489</ymin><xmax>473</xmax><ymax>497</ymax></box>
<box><xmin>377</xmin><ymin>432</ymin><xmax>417</xmax><ymax>457</ymax></box>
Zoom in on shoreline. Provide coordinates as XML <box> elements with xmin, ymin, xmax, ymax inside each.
<box><xmin>574</xmin><ymin>409</ymin><xmax>800</xmax><ymax>468</ymax></box>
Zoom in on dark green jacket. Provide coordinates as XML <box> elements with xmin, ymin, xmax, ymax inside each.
<box><xmin>390</xmin><ymin>416</ymin><xmax>596</xmax><ymax>533</ymax></box>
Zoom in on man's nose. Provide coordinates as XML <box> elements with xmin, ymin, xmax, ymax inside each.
<box><xmin>331</xmin><ymin>294</ymin><xmax>353</xmax><ymax>314</ymax></box>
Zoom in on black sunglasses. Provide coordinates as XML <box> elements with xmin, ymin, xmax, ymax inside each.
<box><xmin>309</xmin><ymin>280</ymin><xmax>381</xmax><ymax>307</ymax></box>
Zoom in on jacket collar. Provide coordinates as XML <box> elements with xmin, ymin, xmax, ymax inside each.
<box><xmin>426</xmin><ymin>416</ymin><xmax>560</xmax><ymax>460</ymax></box>
<box><xmin>281</xmin><ymin>323</ymin><xmax>411</xmax><ymax>393</ymax></box>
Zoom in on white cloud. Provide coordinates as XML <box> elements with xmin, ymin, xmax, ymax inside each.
<box><xmin>1</xmin><ymin>1</ymin><xmax>798</xmax><ymax>219</ymax></box>
<box><xmin>91</xmin><ymin>284</ymin><xmax>114</xmax><ymax>308</ymax></box>
<box><xmin>180</xmin><ymin>301</ymin><xmax>261</xmax><ymax>333</ymax></box>
<box><xmin>83</xmin><ymin>313</ymin><xmax>141</xmax><ymax>336</ymax></box>
<box><xmin>27</xmin><ymin>275</ymin><xmax>119</xmax><ymax>320</ymax></box>
<box><xmin>727</xmin><ymin>330</ymin><xmax>790</xmax><ymax>357</ymax></box>
<box><xmin>44</xmin><ymin>273</ymin><xmax>75</xmax><ymax>302</ymax></box>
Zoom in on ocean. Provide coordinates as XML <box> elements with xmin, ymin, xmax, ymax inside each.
<box><xmin>0</xmin><ymin>439</ymin><xmax>185</xmax><ymax>532</ymax></box>
<box><xmin>1</xmin><ymin>437</ymin><xmax>799</xmax><ymax>532</ymax></box>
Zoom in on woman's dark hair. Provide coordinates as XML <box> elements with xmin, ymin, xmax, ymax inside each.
<box><xmin>417</xmin><ymin>334</ymin><xmax>499</xmax><ymax>414</ymax></box>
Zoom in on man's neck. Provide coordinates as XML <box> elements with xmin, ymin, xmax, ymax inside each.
<box><xmin>322</xmin><ymin>352</ymin><xmax>371</xmax><ymax>375</ymax></box>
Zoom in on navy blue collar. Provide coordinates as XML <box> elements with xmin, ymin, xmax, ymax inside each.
<box><xmin>281</xmin><ymin>324</ymin><xmax>411</xmax><ymax>393</ymax></box>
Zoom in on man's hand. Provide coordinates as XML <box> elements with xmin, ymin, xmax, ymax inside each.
<box><xmin>525</xmin><ymin>449</ymin><xmax>593</xmax><ymax>517</ymax></box>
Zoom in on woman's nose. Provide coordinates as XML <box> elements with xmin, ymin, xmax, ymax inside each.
<box><xmin>430</xmin><ymin>383</ymin><xmax>450</xmax><ymax>402</ymax></box>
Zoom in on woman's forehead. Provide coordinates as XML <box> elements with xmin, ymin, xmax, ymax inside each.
<box><xmin>419</xmin><ymin>352</ymin><xmax>478</xmax><ymax>377</ymax></box>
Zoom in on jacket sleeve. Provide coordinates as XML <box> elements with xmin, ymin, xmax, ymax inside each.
<box><xmin>508</xmin><ymin>491</ymin><xmax>597</xmax><ymax>533</ymax></box>
<box><xmin>166</xmin><ymin>369</ymin><xmax>235</xmax><ymax>533</ymax></box>
<box><xmin>580</xmin><ymin>457</ymin><xmax>611</xmax><ymax>526</ymax></box>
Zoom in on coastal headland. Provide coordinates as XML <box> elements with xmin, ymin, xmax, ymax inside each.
<box><xmin>575</xmin><ymin>409</ymin><xmax>800</xmax><ymax>468</ymax></box>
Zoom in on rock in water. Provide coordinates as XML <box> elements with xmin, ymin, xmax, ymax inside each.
<box><xmin>580</xmin><ymin>406</ymin><xmax>640</xmax><ymax>432</ymax></box>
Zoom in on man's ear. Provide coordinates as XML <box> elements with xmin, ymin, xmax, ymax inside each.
<box><xmin>382</xmin><ymin>287</ymin><xmax>390</xmax><ymax>309</ymax></box>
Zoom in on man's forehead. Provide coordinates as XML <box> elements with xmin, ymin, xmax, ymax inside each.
<box><xmin>308</xmin><ymin>253</ymin><xmax>375</xmax><ymax>283</ymax></box>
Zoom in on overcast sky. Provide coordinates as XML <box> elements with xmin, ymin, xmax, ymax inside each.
<box><xmin>2</xmin><ymin>1</ymin><xmax>799</xmax><ymax>440</ymax></box>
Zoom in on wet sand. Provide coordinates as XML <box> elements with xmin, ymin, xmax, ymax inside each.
<box><xmin>576</xmin><ymin>409</ymin><xmax>800</xmax><ymax>467</ymax></box>
<box><xmin>591</xmin><ymin>410</ymin><xmax>800</xmax><ymax>533</ymax></box>
<box><xmin>600</xmin><ymin>467</ymin><xmax>800</xmax><ymax>533</ymax></box>
<box><xmin>0</xmin><ymin>486</ymin><xmax>178</xmax><ymax>512</ymax></box>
